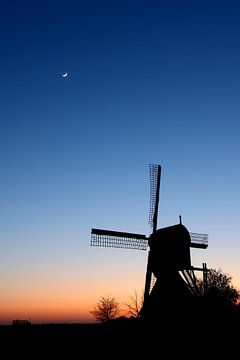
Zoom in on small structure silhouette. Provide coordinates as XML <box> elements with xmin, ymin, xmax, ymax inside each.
<box><xmin>12</xmin><ymin>319</ymin><xmax>31</xmax><ymax>326</ymax></box>
<box><xmin>91</xmin><ymin>164</ymin><xmax>209</xmax><ymax>319</ymax></box>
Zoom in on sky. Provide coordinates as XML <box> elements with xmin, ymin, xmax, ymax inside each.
<box><xmin>1</xmin><ymin>0</ymin><xmax>240</xmax><ymax>324</ymax></box>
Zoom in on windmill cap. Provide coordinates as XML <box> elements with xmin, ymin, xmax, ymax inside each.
<box><xmin>148</xmin><ymin>223</ymin><xmax>191</xmax><ymax>246</ymax></box>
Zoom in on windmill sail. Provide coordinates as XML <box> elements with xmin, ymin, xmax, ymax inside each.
<box><xmin>91</xmin><ymin>228</ymin><xmax>148</xmax><ymax>250</ymax></box>
<box><xmin>190</xmin><ymin>232</ymin><xmax>208</xmax><ymax>248</ymax></box>
<box><xmin>149</xmin><ymin>164</ymin><xmax>161</xmax><ymax>232</ymax></box>
<box><xmin>144</xmin><ymin>164</ymin><xmax>161</xmax><ymax>301</ymax></box>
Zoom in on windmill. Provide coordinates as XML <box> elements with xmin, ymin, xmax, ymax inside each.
<box><xmin>91</xmin><ymin>164</ymin><xmax>209</xmax><ymax>319</ymax></box>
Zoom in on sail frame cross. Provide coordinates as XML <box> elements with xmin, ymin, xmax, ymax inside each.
<box><xmin>91</xmin><ymin>228</ymin><xmax>208</xmax><ymax>250</ymax></box>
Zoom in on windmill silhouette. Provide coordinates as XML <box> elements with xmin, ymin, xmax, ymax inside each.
<box><xmin>91</xmin><ymin>164</ymin><xmax>209</xmax><ymax>319</ymax></box>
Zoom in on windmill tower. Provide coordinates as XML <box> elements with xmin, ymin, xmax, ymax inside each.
<box><xmin>91</xmin><ymin>164</ymin><xmax>209</xmax><ymax>319</ymax></box>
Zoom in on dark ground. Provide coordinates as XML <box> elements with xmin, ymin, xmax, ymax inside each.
<box><xmin>1</xmin><ymin>311</ymin><xmax>239</xmax><ymax>357</ymax></box>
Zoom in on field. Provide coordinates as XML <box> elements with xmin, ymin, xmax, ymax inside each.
<box><xmin>1</xmin><ymin>312</ymin><xmax>239</xmax><ymax>356</ymax></box>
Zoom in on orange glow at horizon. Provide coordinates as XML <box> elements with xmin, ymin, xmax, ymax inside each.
<box><xmin>0</xmin><ymin>267</ymin><xmax>145</xmax><ymax>324</ymax></box>
<box><xmin>1</xmin><ymin>264</ymin><xmax>240</xmax><ymax>324</ymax></box>
<box><xmin>0</xmin><ymin>294</ymin><xmax>95</xmax><ymax>324</ymax></box>
<box><xmin>0</xmin><ymin>291</ymin><xmax>135</xmax><ymax>324</ymax></box>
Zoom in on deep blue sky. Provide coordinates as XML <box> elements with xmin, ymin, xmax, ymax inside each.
<box><xmin>1</xmin><ymin>1</ymin><xmax>240</xmax><ymax>323</ymax></box>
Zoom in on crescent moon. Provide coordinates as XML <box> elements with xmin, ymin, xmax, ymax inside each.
<box><xmin>62</xmin><ymin>72</ymin><xmax>68</xmax><ymax>77</ymax></box>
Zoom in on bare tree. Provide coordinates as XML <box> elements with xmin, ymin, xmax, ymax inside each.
<box><xmin>90</xmin><ymin>295</ymin><xmax>120</xmax><ymax>322</ymax></box>
<box><xmin>124</xmin><ymin>290</ymin><xmax>144</xmax><ymax>318</ymax></box>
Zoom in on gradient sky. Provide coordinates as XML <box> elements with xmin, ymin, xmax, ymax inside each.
<box><xmin>1</xmin><ymin>0</ymin><xmax>240</xmax><ymax>324</ymax></box>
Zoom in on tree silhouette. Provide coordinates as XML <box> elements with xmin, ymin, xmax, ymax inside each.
<box><xmin>198</xmin><ymin>268</ymin><xmax>239</xmax><ymax>307</ymax></box>
<box><xmin>90</xmin><ymin>295</ymin><xmax>120</xmax><ymax>322</ymax></box>
<box><xmin>124</xmin><ymin>290</ymin><xmax>144</xmax><ymax>318</ymax></box>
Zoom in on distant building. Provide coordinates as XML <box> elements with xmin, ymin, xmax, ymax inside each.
<box><xmin>12</xmin><ymin>319</ymin><xmax>31</xmax><ymax>326</ymax></box>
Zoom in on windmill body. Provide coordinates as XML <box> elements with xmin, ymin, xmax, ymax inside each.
<box><xmin>141</xmin><ymin>222</ymin><xmax>204</xmax><ymax>319</ymax></box>
<box><xmin>90</xmin><ymin>164</ymin><xmax>209</xmax><ymax>319</ymax></box>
